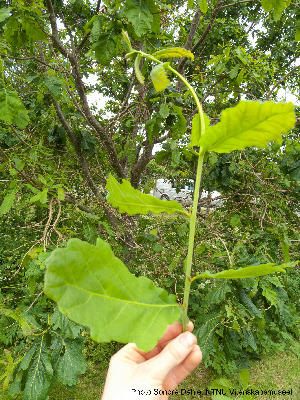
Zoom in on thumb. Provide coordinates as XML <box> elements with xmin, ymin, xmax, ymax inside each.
<box><xmin>146</xmin><ymin>331</ymin><xmax>197</xmax><ymax>382</ymax></box>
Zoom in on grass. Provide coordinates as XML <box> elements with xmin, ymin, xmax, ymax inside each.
<box><xmin>47</xmin><ymin>343</ymin><xmax>299</xmax><ymax>400</ymax></box>
<box><xmin>0</xmin><ymin>343</ymin><xmax>298</xmax><ymax>399</ymax></box>
<box><xmin>245</xmin><ymin>346</ymin><xmax>300</xmax><ymax>400</ymax></box>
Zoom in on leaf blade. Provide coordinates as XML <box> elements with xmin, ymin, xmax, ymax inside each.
<box><xmin>150</xmin><ymin>64</ymin><xmax>171</xmax><ymax>92</ymax></box>
<box><xmin>106</xmin><ymin>175</ymin><xmax>189</xmax><ymax>216</ymax></box>
<box><xmin>0</xmin><ymin>190</ymin><xmax>16</xmax><ymax>215</ymax></box>
<box><xmin>190</xmin><ymin>113</ymin><xmax>210</xmax><ymax>146</ymax></box>
<box><xmin>153</xmin><ymin>47</ymin><xmax>194</xmax><ymax>61</ymax></box>
<box><xmin>44</xmin><ymin>239</ymin><xmax>181</xmax><ymax>351</ymax></box>
<box><xmin>0</xmin><ymin>89</ymin><xmax>29</xmax><ymax>129</ymax></box>
<box><xmin>198</xmin><ymin>101</ymin><xmax>296</xmax><ymax>153</ymax></box>
<box><xmin>195</xmin><ymin>262</ymin><xmax>294</xmax><ymax>280</ymax></box>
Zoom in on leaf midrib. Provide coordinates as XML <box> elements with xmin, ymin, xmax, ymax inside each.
<box><xmin>62</xmin><ymin>280</ymin><xmax>180</xmax><ymax>309</ymax></box>
<box><xmin>204</xmin><ymin>106</ymin><xmax>285</xmax><ymax>150</ymax></box>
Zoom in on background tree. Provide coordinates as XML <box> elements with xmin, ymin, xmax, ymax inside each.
<box><xmin>0</xmin><ymin>0</ymin><xmax>299</xmax><ymax>397</ymax></box>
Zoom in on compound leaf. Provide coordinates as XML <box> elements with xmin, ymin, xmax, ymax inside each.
<box><xmin>195</xmin><ymin>262</ymin><xmax>294</xmax><ymax>280</ymax></box>
<box><xmin>0</xmin><ymin>89</ymin><xmax>29</xmax><ymax>129</ymax></box>
<box><xmin>198</xmin><ymin>101</ymin><xmax>296</xmax><ymax>154</ymax></box>
<box><xmin>106</xmin><ymin>174</ymin><xmax>189</xmax><ymax>216</ymax></box>
<box><xmin>44</xmin><ymin>238</ymin><xmax>181</xmax><ymax>351</ymax></box>
<box><xmin>153</xmin><ymin>47</ymin><xmax>194</xmax><ymax>61</ymax></box>
<box><xmin>150</xmin><ymin>64</ymin><xmax>171</xmax><ymax>92</ymax></box>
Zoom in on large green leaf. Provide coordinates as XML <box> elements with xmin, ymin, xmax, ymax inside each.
<box><xmin>0</xmin><ymin>89</ymin><xmax>29</xmax><ymax>129</ymax></box>
<box><xmin>44</xmin><ymin>239</ymin><xmax>181</xmax><ymax>351</ymax></box>
<box><xmin>198</xmin><ymin>101</ymin><xmax>295</xmax><ymax>153</ymax></box>
<box><xmin>123</xmin><ymin>0</ymin><xmax>153</xmax><ymax>36</ymax></box>
<box><xmin>106</xmin><ymin>174</ymin><xmax>189</xmax><ymax>216</ymax></box>
<box><xmin>195</xmin><ymin>262</ymin><xmax>294</xmax><ymax>280</ymax></box>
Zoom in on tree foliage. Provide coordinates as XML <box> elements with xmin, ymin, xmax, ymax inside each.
<box><xmin>0</xmin><ymin>0</ymin><xmax>299</xmax><ymax>397</ymax></box>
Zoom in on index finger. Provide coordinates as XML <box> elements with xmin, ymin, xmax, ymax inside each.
<box><xmin>139</xmin><ymin>321</ymin><xmax>194</xmax><ymax>360</ymax></box>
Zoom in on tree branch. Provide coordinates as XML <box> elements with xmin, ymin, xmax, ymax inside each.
<box><xmin>176</xmin><ymin>8</ymin><xmax>202</xmax><ymax>89</ymax></box>
<box><xmin>192</xmin><ymin>0</ymin><xmax>224</xmax><ymax>53</ymax></box>
<box><xmin>45</xmin><ymin>0</ymin><xmax>125</xmax><ymax>179</ymax></box>
<box><xmin>266</xmin><ymin>64</ymin><xmax>300</xmax><ymax>100</ymax></box>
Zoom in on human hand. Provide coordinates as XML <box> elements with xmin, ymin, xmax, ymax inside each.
<box><xmin>101</xmin><ymin>321</ymin><xmax>202</xmax><ymax>400</ymax></box>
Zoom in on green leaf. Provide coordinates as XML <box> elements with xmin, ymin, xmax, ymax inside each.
<box><xmin>187</xmin><ymin>0</ymin><xmax>194</xmax><ymax>9</ymax></box>
<box><xmin>44</xmin><ymin>238</ymin><xmax>181</xmax><ymax>351</ymax></box>
<box><xmin>296</xmin><ymin>27</ymin><xmax>300</xmax><ymax>42</ymax></box>
<box><xmin>52</xmin><ymin>338</ymin><xmax>87</xmax><ymax>386</ymax></box>
<box><xmin>242</xmin><ymin>328</ymin><xmax>257</xmax><ymax>351</ymax></box>
<box><xmin>202</xmin><ymin>282</ymin><xmax>231</xmax><ymax>306</ymax></box>
<box><xmin>170</xmin><ymin>104</ymin><xmax>187</xmax><ymax>138</ymax></box>
<box><xmin>159</xmin><ymin>103</ymin><xmax>170</xmax><ymax>118</ymax></box>
<box><xmin>153</xmin><ymin>47</ymin><xmax>194</xmax><ymax>61</ymax></box>
<box><xmin>195</xmin><ymin>313</ymin><xmax>222</xmax><ymax>359</ymax></box>
<box><xmin>22</xmin><ymin>337</ymin><xmax>53</xmax><ymax>400</ymax></box>
<box><xmin>0</xmin><ymin>89</ymin><xmax>29</xmax><ymax>129</ymax></box>
<box><xmin>198</xmin><ymin>0</ymin><xmax>208</xmax><ymax>13</ymax></box>
<box><xmin>134</xmin><ymin>54</ymin><xmax>145</xmax><ymax>84</ymax></box>
<box><xmin>0</xmin><ymin>308</ymin><xmax>35</xmax><ymax>336</ymax></box>
<box><xmin>230</xmin><ymin>214</ymin><xmax>240</xmax><ymax>227</ymax></box>
<box><xmin>198</xmin><ymin>101</ymin><xmax>296</xmax><ymax>153</ymax></box>
<box><xmin>0</xmin><ymin>7</ymin><xmax>11</xmax><ymax>22</ymax></box>
<box><xmin>44</xmin><ymin>76</ymin><xmax>65</xmax><ymax>99</ymax></box>
<box><xmin>195</xmin><ymin>262</ymin><xmax>293</xmax><ymax>280</ymax></box>
<box><xmin>150</xmin><ymin>64</ymin><xmax>171</xmax><ymax>92</ymax></box>
<box><xmin>106</xmin><ymin>174</ymin><xmax>189</xmax><ymax>216</ymax></box>
<box><xmin>123</xmin><ymin>0</ymin><xmax>153</xmax><ymax>36</ymax></box>
<box><xmin>30</xmin><ymin>188</ymin><xmax>48</xmax><ymax>204</ymax></box>
<box><xmin>0</xmin><ymin>190</ymin><xmax>16</xmax><ymax>215</ymax></box>
<box><xmin>190</xmin><ymin>113</ymin><xmax>210</xmax><ymax>146</ymax></box>
<box><xmin>261</xmin><ymin>0</ymin><xmax>291</xmax><ymax>21</ymax></box>
<box><xmin>229</xmin><ymin>64</ymin><xmax>240</xmax><ymax>79</ymax></box>
<box><xmin>121</xmin><ymin>30</ymin><xmax>132</xmax><ymax>50</ymax></box>
<box><xmin>262</xmin><ymin>285</ymin><xmax>277</xmax><ymax>306</ymax></box>
<box><xmin>57</xmin><ymin>187</ymin><xmax>65</xmax><ymax>201</ymax></box>
<box><xmin>239</xmin><ymin>289</ymin><xmax>262</xmax><ymax>318</ymax></box>
<box><xmin>50</xmin><ymin>308</ymin><xmax>82</xmax><ymax>339</ymax></box>
<box><xmin>91</xmin><ymin>30</ymin><xmax>117</xmax><ymax>66</ymax></box>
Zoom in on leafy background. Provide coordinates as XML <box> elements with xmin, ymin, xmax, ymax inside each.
<box><xmin>0</xmin><ymin>0</ymin><xmax>299</xmax><ymax>398</ymax></box>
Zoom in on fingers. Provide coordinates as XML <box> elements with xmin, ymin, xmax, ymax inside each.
<box><xmin>144</xmin><ymin>331</ymin><xmax>198</xmax><ymax>383</ymax></box>
<box><xmin>141</xmin><ymin>321</ymin><xmax>194</xmax><ymax>360</ymax></box>
<box><xmin>162</xmin><ymin>344</ymin><xmax>202</xmax><ymax>390</ymax></box>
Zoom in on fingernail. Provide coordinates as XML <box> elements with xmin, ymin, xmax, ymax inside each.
<box><xmin>179</xmin><ymin>332</ymin><xmax>195</xmax><ymax>348</ymax></box>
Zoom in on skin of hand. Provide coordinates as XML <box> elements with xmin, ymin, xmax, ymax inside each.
<box><xmin>101</xmin><ymin>321</ymin><xmax>202</xmax><ymax>400</ymax></box>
